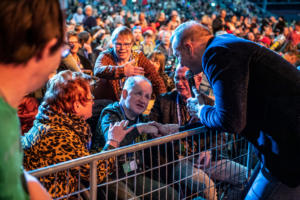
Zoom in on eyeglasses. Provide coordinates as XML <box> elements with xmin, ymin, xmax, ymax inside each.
<box><xmin>114</xmin><ymin>42</ymin><xmax>132</xmax><ymax>48</ymax></box>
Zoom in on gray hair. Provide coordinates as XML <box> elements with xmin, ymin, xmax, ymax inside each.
<box><xmin>171</xmin><ymin>21</ymin><xmax>212</xmax><ymax>50</ymax></box>
<box><xmin>123</xmin><ymin>75</ymin><xmax>152</xmax><ymax>93</ymax></box>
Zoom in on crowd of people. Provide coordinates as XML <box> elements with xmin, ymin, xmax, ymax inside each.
<box><xmin>1</xmin><ymin>0</ymin><xmax>300</xmax><ymax>199</ymax></box>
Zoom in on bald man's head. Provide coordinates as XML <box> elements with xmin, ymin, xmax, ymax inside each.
<box><xmin>171</xmin><ymin>21</ymin><xmax>211</xmax><ymax>51</ymax></box>
<box><xmin>171</xmin><ymin>21</ymin><xmax>212</xmax><ymax>73</ymax></box>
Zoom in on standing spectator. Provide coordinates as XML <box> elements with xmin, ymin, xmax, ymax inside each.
<box><xmin>139</xmin><ymin>12</ymin><xmax>148</xmax><ymax>29</ymax></box>
<box><xmin>78</xmin><ymin>31</ymin><xmax>96</xmax><ymax>67</ymax></box>
<box><xmin>0</xmin><ymin>0</ymin><xmax>64</xmax><ymax>199</ymax></box>
<box><xmin>148</xmin><ymin>51</ymin><xmax>175</xmax><ymax>92</ymax></box>
<box><xmin>67</xmin><ymin>31</ymin><xmax>93</xmax><ymax>72</ymax></box>
<box><xmin>156</xmin><ymin>11</ymin><xmax>167</xmax><ymax>30</ymax></box>
<box><xmin>72</xmin><ymin>7</ymin><xmax>85</xmax><ymax>24</ymax></box>
<box><xmin>93</xmin><ymin>26</ymin><xmax>166</xmax><ymax>101</ymax></box>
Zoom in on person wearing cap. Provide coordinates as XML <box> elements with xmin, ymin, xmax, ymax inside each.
<box><xmin>132</xmin><ymin>25</ymin><xmax>143</xmax><ymax>52</ymax></box>
<box><xmin>141</xmin><ymin>31</ymin><xmax>155</xmax><ymax>57</ymax></box>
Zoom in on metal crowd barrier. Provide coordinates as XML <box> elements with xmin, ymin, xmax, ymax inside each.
<box><xmin>29</xmin><ymin>126</ymin><xmax>256</xmax><ymax>200</ymax></box>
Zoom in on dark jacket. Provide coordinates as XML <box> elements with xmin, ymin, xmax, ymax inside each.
<box><xmin>200</xmin><ymin>34</ymin><xmax>300</xmax><ymax>187</ymax></box>
<box><xmin>92</xmin><ymin>102</ymin><xmax>149</xmax><ymax>151</ymax></box>
<box><xmin>150</xmin><ymin>90</ymin><xmax>214</xmax><ymax>125</ymax></box>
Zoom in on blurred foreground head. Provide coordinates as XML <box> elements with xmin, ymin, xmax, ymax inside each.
<box><xmin>0</xmin><ymin>0</ymin><xmax>64</xmax><ymax>64</ymax></box>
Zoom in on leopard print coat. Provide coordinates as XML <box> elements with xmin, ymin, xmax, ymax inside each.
<box><xmin>22</xmin><ymin>104</ymin><xmax>114</xmax><ymax>199</ymax></box>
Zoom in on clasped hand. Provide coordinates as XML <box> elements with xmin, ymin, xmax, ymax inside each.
<box><xmin>137</xmin><ymin>122</ymin><xmax>179</xmax><ymax>138</ymax></box>
<box><xmin>187</xmin><ymin>86</ymin><xmax>205</xmax><ymax>119</ymax></box>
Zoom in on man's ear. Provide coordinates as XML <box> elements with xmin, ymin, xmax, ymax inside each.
<box><xmin>122</xmin><ymin>89</ymin><xmax>128</xmax><ymax>99</ymax></box>
<box><xmin>184</xmin><ymin>42</ymin><xmax>194</xmax><ymax>57</ymax></box>
<box><xmin>36</xmin><ymin>38</ymin><xmax>58</xmax><ymax>62</ymax></box>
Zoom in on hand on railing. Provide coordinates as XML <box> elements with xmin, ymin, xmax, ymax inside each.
<box><xmin>151</xmin><ymin>122</ymin><xmax>179</xmax><ymax>136</ymax></box>
<box><xmin>136</xmin><ymin>122</ymin><xmax>161</xmax><ymax>137</ymax></box>
<box><xmin>194</xmin><ymin>150</ymin><xmax>212</xmax><ymax>169</ymax></box>
<box><xmin>107</xmin><ymin>120</ymin><xmax>134</xmax><ymax>148</ymax></box>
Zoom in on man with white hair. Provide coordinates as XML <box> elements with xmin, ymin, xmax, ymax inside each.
<box><xmin>92</xmin><ymin>75</ymin><xmax>179</xmax><ymax>199</ymax></box>
<box><xmin>83</xmin><ymin>5</ymin><xmax>96</xmax><ymax>31</ymax></box>
<box><xmin>171</xmin><ymin>20</ymin><xmax>300</xmax><ymax>199</ymax></box>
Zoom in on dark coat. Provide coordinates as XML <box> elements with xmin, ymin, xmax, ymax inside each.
<box><xmin>200</xmin><ymin>34</ymin><xmax>300</xmax><ymax>187</ymax></box>
<box><xmin>92</xmin><ymin>102</ymin><xmax>149</xmax><ymax>151</ymax></box>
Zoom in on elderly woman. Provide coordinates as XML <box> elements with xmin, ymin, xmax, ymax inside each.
<box><xmin>93</xmin><ymin>26</ymin><xmax>166</xmax><ymax>101</ymax></box>
<box><xmin>21</xmin><ymin>70</ymin><xmax>131</xmax><ymax>199</ymax></box>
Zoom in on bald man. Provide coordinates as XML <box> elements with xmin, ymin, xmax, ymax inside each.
<box><xmin>171</xmin><ymin>21</ymin><xmax>300</xmax><ymax>199</ymax></box>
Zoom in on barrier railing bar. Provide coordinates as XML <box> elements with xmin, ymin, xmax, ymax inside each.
<box><xmin>90</xmin><ymin>160</ymin><xmax>97</xmax><ymax>200</ymax></box>
<box><xmin>29</xmin><ymin>126</ymin><xmax>208</xmax><ymax>177</ymax></box>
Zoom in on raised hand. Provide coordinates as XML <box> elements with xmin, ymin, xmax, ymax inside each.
<box><xmin>124</xmin><ymin>59</ymin><xmax>145</xmax><ymax>77</ymax></box>
<box><xmin>107</xmin><ymin>120</ymin><xmax>134</xmax><ymax>147</ymax></box>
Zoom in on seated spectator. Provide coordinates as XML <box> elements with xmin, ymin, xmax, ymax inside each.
<box><xmin>78</xmin><ymin>31</ymin><xmax>96</xmax><ymax>66</ymax></box>
<box><xmin>74</xmin><ymin>24</ymin><xmax>84</xmax><ymax>34</ymax></box>
<box><xmin>150</xmin><ymin>66</ymin><xmax>213</xmax><ymax>125</ymax></box>
<box><xmin>22</xmin><ymin>70</ymin><xmax>131</xmax><ymax>198</ymax></box>
<box><xmin>83</xmin><ymin>5</ymin><xmax>97</xmax><ymax>31</ymax></box>
<box><xmin>148</xmin><ymin>51</ymin><xmax>175</xmax><ymax>92</ymax></box>
<box><xmin>284</xmin><ymin>50</ymin><xmax>299</xmax><ymax>66</ymax></box>
<box><xmin>67</xmin><ymin>31</ymin><xmax>93</xmax><ymax>72</ymax></box>
<box><xmin>139</xmin><ymin>12</ymin><xmax>148</xmax><ymax>29</ymax></box>
<box><xmin>72</xmin><ymin>7</ymin><xmax>85</xmax><ymax>24</ymax></box>
<box><xmin>167</xmin><ymin>10</ymin><xmax>180</xmax><ymax>31</ymax></box>
<box><xmin>212</xmin><ymin>17</ymin><xmax>227</xmax><ymax>36</ymax></box>
<box><xmin>92</xmin><ymin>76</ymin><xmax>179</xmax><ymax>199</ymax></box>
<box><xmin>132</xmin><ymin>25</ymin><xmax>143</xmax><ymax>51</ymax></box>
<box><xmin>154</xmin><ymin>30</ymin><xmax>172</xmax><ymax>63</ymax></box>
<box><xmin>93</xmin><ymin>26</ymin><xmax>166</xmax><ymax>101</ymax></box>
<box><xmin>141</xmin><ymin>31</ymin><xmax>155</xmax><ymax>57</ymax></box>
<box><xmin>155</xmin><ymin>11</ymin><xmax>167</xmax><ymax>30</ymax></box>
<box><xmin>291</xmin><ymin>20</ymin><xmax>300</xmax><ymax>46</ymax></box>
